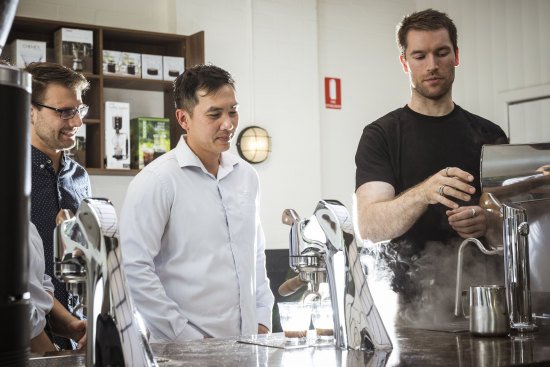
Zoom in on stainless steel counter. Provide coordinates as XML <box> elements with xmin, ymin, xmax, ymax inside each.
<box><xmin>29</xmin><ymin>317</ymin><xmax>550</xmax><ymax>366</ymax></box>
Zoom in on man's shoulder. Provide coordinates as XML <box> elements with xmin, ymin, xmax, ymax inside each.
<box><xmin>62</xmin><ymin>155</ymin><xmax>90</xmax><ymax>181</ymax></box>
<box><xmin>365</xmin><ymin>106</ymin><xmax>407</xmax><ymax>131</ymax></box>
<box><xmin>455</xmin><ymin>105</ymin><xmax>508</xmax><ymax>140</ymax></box>
<box><xmin>138</xmin><ymin>149</ymin><xmax>179</xmax><ymax>176</ymax></box>
<box><xmin>455</xmin><ymin>105</ymin><xmax>498</xmax><ymax>128</ymax></box>
<box><xmin>361</xmin><ymin>106</ymin><xmax>407</xmax><ymax>140</ymax></box>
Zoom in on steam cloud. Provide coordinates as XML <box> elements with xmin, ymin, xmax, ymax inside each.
<box><xmin>360</xmin><ymin>238</ymin><xmax>504</xmax><ymax>330</ymax></box>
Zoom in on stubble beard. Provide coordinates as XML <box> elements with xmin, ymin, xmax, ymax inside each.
<box><xmin>36</xmin><ymin>126</ymin><xmax>77</xmax><ymax>152</ymax></box>
<box><xmin>413</xmin><ymin>70</ymin><xmax>455</xmax><ymax>101</ymax></box>
<box><xmin>413</xmin><ymin>78</ymin><xmax>453</xmax><ymax>101</ymax></box>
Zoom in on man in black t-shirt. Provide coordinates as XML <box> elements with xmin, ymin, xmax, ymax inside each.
<box><xmin>354</xmin><ymin>10</ymin><xmax>507</xmax><ymax>309</ymax></box>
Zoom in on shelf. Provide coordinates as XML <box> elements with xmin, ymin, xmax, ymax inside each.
<box><xmin>87</xmin><ymin>168</ymin><xmax>139</xmax><ymax>176</ymax></box>
<box><xmin>103</xmin><ymin>75</ymin><xmax>174</xmax><ymax>92</ymax></box>
<box><xmin>8</xmin><ymin>16</ymin><xmax>204</xmax><ymax>174</ymax></box>
<box><xmin>82</xmin><ymin>73</ymin><xmax>100</xmax><ymax>81</ymax></box>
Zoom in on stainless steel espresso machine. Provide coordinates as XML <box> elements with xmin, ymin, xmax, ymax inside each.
<box><xmin>54</xmin><ymin>198</ymin><xmax>157</xmax><ymax>367</ymax></box>
<box><xmin>479</xmin><ymin>143</ymin><xmax>550</xmax><ymax>332</ymax></box>
<box><xmin>280</xmin><ymin>200</ymin><xmax>392</xmax><ymax>350</ymax></box>
<box><xmin>0</xmin><ymin>1</ymin><xmax>31</xmax><ymax>365</ymax></box>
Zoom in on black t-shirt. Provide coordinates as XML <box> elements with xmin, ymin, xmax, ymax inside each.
<box><xmin>355</xmin><ymin>104</ymin><xmax>508</xmax><ymax>252</ymax></box>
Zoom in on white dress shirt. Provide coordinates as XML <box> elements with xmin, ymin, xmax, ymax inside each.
<box><xmin>29</xmin><ymin>222</ymin><xmax>54</xmax><ymax>339</ymax></box>
<box><xmin>120</xmin><ymin>136</ymin><xmax>274</xmax><ymax>342</ymax></box>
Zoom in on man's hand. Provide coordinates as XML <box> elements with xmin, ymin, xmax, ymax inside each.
<box><xmin>257</xmin><ymin>324</ymin><xmax>269</xmax><ymax>334</ymax></box>
<box><xmin>356</xmin><ymin>166</ymin><xmax>478</xmax><ymax>243</ymax></box>
<box><xmin>446</xmin><ymin>205</ymin><xmax>487</xmax><ymax>238</ymax></box>
<box><xmin>67</xmin><ymin>318</ymin><xmax>87</xmax><ymax>349</ymax></box>
<box><xmin>419</xmin><ymin>167</ymin><xmax>476</xmax><ymax>209</ymax></box>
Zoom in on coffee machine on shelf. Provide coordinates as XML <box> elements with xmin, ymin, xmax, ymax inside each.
<box><xmin>0</xmin><ymin>0</ymin><xmax>32</xmax><ymax>365</ymax></box>
<box><xmin>112</xmin><ymin>116</ymin><xmax>129</xmax><ymax>160</ymax></box>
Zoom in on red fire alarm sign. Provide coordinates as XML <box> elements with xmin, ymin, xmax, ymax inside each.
<box><xmin>325</xmin><ymin>77</ymin><xmax>341</xmax><ymax>109</ymax></box>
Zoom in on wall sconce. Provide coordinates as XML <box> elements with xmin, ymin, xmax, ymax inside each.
<box><xmin>236</xmin><ymin>126</ymin><xmax>271</xmax><ymax>164</ymax></box>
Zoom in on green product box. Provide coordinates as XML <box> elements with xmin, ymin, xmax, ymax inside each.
<box><xmin>130</xmin><ymin>117</ymin><xmax>171</xmax><ymax>169</ymax></box>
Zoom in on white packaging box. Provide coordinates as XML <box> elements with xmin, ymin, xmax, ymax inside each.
<box><xmin>120</xmin><ymin>52</ymin><xmax>141</xmax><ymax>78</ymax></box>
<box><xmin>104</xmin><ymin>101</ymin><xmax>131</xmax><ymax>169</ymax></box>
<box><xmin>103</xmin><ymin>50</ymin><xmax>122</xmax><ymax>75</ymax></box>
<box><xmin>54</xmin><ymin>27</ymin><xmax>94</xmax><ymax>73</ymax></box>
<box><xmin>6</xmin><ymin>39</ymin><xmax>46</xmax><ymax>68</ymax></box>
<box><xmin>141</xmin><ymin>54</ymin><xmax>163</xmax><ymax>80</ymax></box>
<box><xmin>163</xmin><ymin>56</ymin><xmax>184</xmax><ymax>80</ymax></box>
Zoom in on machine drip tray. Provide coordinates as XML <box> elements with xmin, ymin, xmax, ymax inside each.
<box><xmin>238</xmin><ymin>331</ymin><xmax>334</xmax><ymax>349</ymax></box>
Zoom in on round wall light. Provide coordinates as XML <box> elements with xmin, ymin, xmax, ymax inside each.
<box><xmin>236</xmin><ymin>126</ymin><xmax>271</xmax><ymax>164</ymax></box>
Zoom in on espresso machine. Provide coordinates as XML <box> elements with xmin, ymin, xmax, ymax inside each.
<box><xmin>280</xmin><ymin>200</ymin><xmax>392</xmax><ymax>350</ymax></box>
<box><xmin>0</xmin><ymin>1</ymin><xmax>32</xmax><ymax>365</ymax></box>
<box><xmin>478</xmin><ymin>143</ymin><xmax>550</xmax><ymax>332</ymax></box>
<box><xmin>54</xmin><ymin>198</ymin><xmax>157</xmax><ymax>367</ymax></box>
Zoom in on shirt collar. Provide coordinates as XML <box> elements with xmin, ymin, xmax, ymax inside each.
<box><xmin>31</xmin><ymin>146</ymin><xmax>68</xmax><ymax>171</ymax></box>
<box><xmin>175</xmin><ymin>135</ymin><xmax>239</xmax><ymax>178</ymax></box>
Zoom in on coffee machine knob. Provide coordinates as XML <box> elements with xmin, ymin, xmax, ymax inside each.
<box><xmin>518</xmin><ymin>222</ymin><xmax>530</xmax><ymax>236</ymax></box>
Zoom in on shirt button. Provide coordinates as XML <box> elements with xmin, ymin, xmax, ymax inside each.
<box><xmin>40</xmin><ymin>164</ymin><xmax>45</xmax><ymax>169</ymax></box>
<box><xmin>47</xmin><ymin>160</ymin><xmax>51</xmax><ymax>164</ymax></box>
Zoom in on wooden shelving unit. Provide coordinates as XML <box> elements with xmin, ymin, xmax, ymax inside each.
<box><xmin>5</xmin><ymin>16</ymin><xmax>205</xmax><ymax>174</ymax></box>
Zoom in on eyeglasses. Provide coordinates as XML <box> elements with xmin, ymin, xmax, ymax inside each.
<box><xmin>32</xmin><ymin>101</ymin><xmax>89</xmax><ymax>120</ymax></box>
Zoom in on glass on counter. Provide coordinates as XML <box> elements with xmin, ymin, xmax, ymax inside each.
<box><xmin>278</xmin><ymin>302</ymin><xmax>312</xmax><ymax>343</ymax></box>
<box><xmin>312</xmin><ymin>301</ymin><xmax>334</xmax><ymax>340</ymax></box>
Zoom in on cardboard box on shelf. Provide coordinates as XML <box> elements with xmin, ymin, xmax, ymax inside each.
<box><xmin>54</xmin><ymin>27</ymin><xmax>94</xmax><ymax>73</ymax></box>
<box><xmin>65</xmin><ymin>125</ymin><xmax>86</xmax><ymax>167</ymax></box>
<box><xmin>163</xmin><ymin>56</ymin><xmax>184</xmax><ymax>80</ymax></box>
<box><xmin>130</xmin><ymin>117</ymin><xmax>170</xmax><ymax>169</ymax></box>
<box><xmin>104</xmin><ymin>101</ymin><xmax>130</xmax><ymax>169</ymax></box>
<box><xmin>5</xmin><ymin>39</ymin><xmax>46</xmax><ymax>68</ymax></box>
<box><xmin>120</xmin><ymin>52</ymin><xmax>141</xmax><ymax>77</ymax></box>
<box><xmin>141</xmin><ymin>54</ymin><xmax>163</xmax><ymax>80</ymax></box>
<box><xmin>103</xmin><ymin>50</ymin><xmax>122</xmax><ymax>75</ymax></box>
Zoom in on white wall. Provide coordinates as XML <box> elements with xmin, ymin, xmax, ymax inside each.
<box><xmin>317</xmin><ymin>0</ymin><xmax>413</xmax><ymax>212</ymax></box>
<box><xmin>16</xmin><ymin>0</ymin><xmax>550</xmax><ymax>249</ymax></box>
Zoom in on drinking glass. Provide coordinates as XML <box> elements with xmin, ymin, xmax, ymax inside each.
<box><xmin>278</xmin><ymin>302</ymin><xmax>312</xmax><ymax>342</ymax></box>
<box><xmin>312</xmin><ymin>301</ymin><xmax>334</xmax><ymax>340</ymax></box>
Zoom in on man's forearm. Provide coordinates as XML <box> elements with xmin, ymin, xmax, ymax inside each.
<box><xmin>46</xmin><ymin>293</ymin><xmax>77</xmax><ymax>339</ymax></box>
<box><xmin>358</xmin><ymin>185</ymin><xmax>428</xmax><ymax>243</ymax></box>
<box><xmin>30</xmin><ymin>330</ymin><xmax>57</xmax><ymax>355</ymax></box>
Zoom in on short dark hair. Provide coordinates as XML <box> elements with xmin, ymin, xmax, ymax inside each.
<box><xmin>173</xmin><ymin>64</ymin><xmax>235</xmax><ymax>116</ymax></box>
<box><xmin>396</xmin><ymin>8</ymin><xmax>458</xmax><ymax>59</ymax></box>
<box><xmin>25</xmin><ymin>62</ymin><xmax>89</xmax><ymax>103</ymax></box>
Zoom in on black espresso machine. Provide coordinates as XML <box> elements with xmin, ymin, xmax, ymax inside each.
<box><xmin>0</xmin><ymin>0</ymin><xmax>32</xmax><ymax>365</ymax></box>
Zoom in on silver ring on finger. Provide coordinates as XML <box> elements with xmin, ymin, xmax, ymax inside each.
<box><xmin>439</xmin><ymin>185</ymin><xmax>447</xmax><ymax>196</ymax></box>
<box><xmin>471</xmin><ymin>208</ymin><xmax>476</xmax><ymax>218</ymax></box>
<box><xmin>445</xmin><ymin>167</ymin><xmax>450</xmax><ymax>177</ymax></box>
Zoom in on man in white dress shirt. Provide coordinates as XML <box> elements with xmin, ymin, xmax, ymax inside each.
<box><xmin>120</xmin><ymin>64</ymin><xmax>274</xmax><ymax>342</ymax></box>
